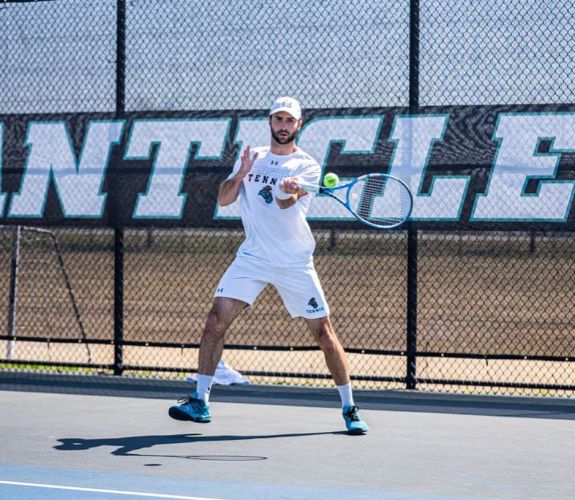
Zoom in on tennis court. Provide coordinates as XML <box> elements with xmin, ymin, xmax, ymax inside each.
<box><xmin>1</xmin><ymin>373</ymin><xmax>575</xmax><ymax>499</ymax></box>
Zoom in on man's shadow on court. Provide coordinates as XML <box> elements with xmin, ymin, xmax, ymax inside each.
<box><xmin>54</xmin><ymin>431</ymin><xmax>346</xmax><ymax>461</ymax></box>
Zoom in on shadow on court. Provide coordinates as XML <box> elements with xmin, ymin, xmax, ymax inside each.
<box><xmin>54</xmin><ymin>431</ymin><xmax>346</xmax><ymax>459</ymax></box>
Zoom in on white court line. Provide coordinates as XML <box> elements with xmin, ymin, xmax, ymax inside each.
<box><xmin>0</xmin><ymin>480</ymin><xmax>224</xmax><ymax>500</ymax></box>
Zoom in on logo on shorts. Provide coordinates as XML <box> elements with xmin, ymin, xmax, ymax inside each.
<box><xmin>258</xmin><ymin>186</ymin><xmax>273</xmax><ymax>204</ymax></box>
<box><xmin>306</xmin><ymin>297</ymin><xmax>324</xmax><ymax>314</ymax></box>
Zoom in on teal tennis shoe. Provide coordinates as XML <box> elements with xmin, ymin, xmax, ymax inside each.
<box><xmin>342</xmin><ymin>404</ymin><xmax>369</xmax><ymax>434</ymax></box>
<box><xmin>169</xmin><ymin>394</ymin><xmax>211</xmax><ymax>423</ymax></box>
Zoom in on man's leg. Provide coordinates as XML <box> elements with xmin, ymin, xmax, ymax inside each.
<box><xmin>197</xmin><ymin>297</ymin><xmax>248</xmax><ymax>384</ymax></box>
<box><xmin>169</xmin><ymin>297</ymin><xmax>246</xmax><ymax>423</ymax></box>
<box><xmin>305</xmin><ymin>316</ymin><xmax>369</xmax><ymax>434</ymax></box>
<box><xmin>305</xmin><ymin>316</ymin><xmax>350</xmax><ymax>386</ymax></box>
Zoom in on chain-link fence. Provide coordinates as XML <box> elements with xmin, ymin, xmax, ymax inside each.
<box><xmin>420</xmin><ymin>0</ymin><xmax>575</xmax><ymax>106</ymax></box>
<box><xmin>1</xmin><ymin>0</ymin><xmax>574</xmax><ymax>396</ymax></box>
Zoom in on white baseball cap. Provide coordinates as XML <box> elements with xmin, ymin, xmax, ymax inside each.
<box><xmin>269</xmin><ymin>96</ymin><xmax>302</xmax><ymax>120</ymax></box>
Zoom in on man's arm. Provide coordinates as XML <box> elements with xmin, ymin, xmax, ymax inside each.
<box><xmin>275</xmin><ymin>177</ymin><xmax>308</xmax><ymax>209</ymax></box>
<box><xmin>218</xmin><ymin>146</ymin><xmax>258</xmax><ymax>207</ymax></box>
<box><xmin>217</xmin><ymin>176</ymin><xmax>243</xmax><ymax>207</ymax></box>
<box><xmin>275</xmin><ymin>160</ymin><xmax>320</xmax><ymax>209</ymax></box>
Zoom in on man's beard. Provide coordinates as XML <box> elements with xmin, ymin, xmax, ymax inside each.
<box><xmin>271</xmin><ymin>128</ymin><xmax>299</xmax><ymax>145</ymax></box>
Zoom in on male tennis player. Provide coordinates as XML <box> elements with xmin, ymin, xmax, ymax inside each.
<box><xmin>169</xmin><ymin>97</ymin><xmax>369</xmax><ymax>434</ymax></box>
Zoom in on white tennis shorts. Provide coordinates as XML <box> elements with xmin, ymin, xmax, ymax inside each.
<box><xmin>214</xmin><ymin>254</ymin><xmax>330</xmax><ymax>319</ymax></box>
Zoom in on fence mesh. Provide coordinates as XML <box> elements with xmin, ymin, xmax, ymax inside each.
<box><xmin>1</xmin><ymin>0</ymin><xmax>574</xmax><ymax>396</ymax></box>
<box><xmin>125</xmin><ymin>0</ymin><xmax>409</xmax><ymax>111</ymax></box>
<box><xmin>420</xmin><ymin>0</ymin><xmax>575</xmax><ymax>105</ymax></box>
<box><xmin>0</xmin><ymin>0</ymin><xmax>117</xmax><ymax>114</ymax></box>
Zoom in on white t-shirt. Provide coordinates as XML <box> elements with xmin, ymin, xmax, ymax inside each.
<box><xmin>227</xmin><ymin>146</ymin><xmax>321</xmax><ymax>267</ymax></box>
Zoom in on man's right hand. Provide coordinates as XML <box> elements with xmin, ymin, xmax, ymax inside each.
<box><xmin>218</xmin><ymin>146</ymin><xmax>259</xmax><ymax>207</ymax></box>
<box><xmin>235</xmin><ymin>145</ymin><xmax>259</xmax><ymax>181</ymax></box>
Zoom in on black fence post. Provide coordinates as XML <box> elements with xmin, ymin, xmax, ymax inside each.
<box><xmin>113</xmin><ymin>227</ymin><xmax>124</xmax><ymax>376</ymax></box>
<box><xmin>406</xmin><ymin>0</ymin><xmax>420</xmax><ymax>390</ymax></box>
<box><xmin>113</xmin><ymin>0</ymin><xmax>126</xmax><ymax>376</ymax></box>
<box><xmin>406</xmin><ymin>224</ymin><xmax>418</xmax><ymax>389</ymax></box>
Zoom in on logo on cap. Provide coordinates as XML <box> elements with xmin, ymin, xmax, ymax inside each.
<box><xmin>269</xmin><ymin>96</ymin><xmax>302</xmax><ymax>120</ymax></box>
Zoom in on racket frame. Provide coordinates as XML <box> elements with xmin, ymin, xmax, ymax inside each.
<box><xmin>300</xmin><ymin>173</ymin><xmax>413</xmax><ymax>229</ymax></box>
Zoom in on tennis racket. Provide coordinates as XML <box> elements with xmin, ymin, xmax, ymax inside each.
<box><xmin>299</xmin><ymin>173</ymin><xmax>413</xmax><ymax>229</ymax></box>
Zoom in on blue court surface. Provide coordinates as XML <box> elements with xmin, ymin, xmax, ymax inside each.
<box><xmin>1</xmin><ymin>372</ymin><xmax>574</xmax><ymax>499</ymax></box>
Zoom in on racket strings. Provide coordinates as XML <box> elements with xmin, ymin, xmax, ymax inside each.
<box><xmin>349</xmin><ymin>176</ymin><xmax>412</xmax><ymax>228</ymax></box>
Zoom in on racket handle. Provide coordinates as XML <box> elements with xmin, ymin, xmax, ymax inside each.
<box><xmin>298</xmin><ymin>181</ymin><xmax>322</xmax><ymax>193</ymax></box>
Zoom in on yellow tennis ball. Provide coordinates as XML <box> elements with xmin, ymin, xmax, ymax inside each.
<box><xmin>323</xmin><ymin>172</ymin><xmax>339</xmax><ymax>188</ymax></box>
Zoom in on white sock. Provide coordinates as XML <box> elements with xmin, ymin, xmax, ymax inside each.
<box><xmin>337</xmin><ymin>383</ymin><xmax>354</xmax><ymax>409</ymax></box>
<box><xmin>195</xmin><ymin>374</ymin><xmax>214</xmax><ymax>403</ymax></box>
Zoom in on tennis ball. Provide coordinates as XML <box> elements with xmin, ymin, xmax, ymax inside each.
<box><xmin>323</xmin><ymin>172</ymin><xmax>339</xmax><ymax>188</ymax></box>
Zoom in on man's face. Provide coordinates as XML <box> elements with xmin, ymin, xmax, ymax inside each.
<box><xmin>269</xmin><ymin>112</ymin><xmax>302</xmax><ymax>145</ymax></box>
